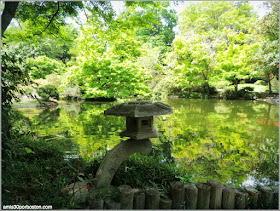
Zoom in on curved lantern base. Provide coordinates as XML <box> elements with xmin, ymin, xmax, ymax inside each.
<box><xmin>95</xmin><ymin>139</ymin><xmax>152</xmax><ymax>188</ymax></box>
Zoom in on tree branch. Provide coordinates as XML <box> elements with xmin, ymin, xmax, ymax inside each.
<box><xmin>15</xmin><ymin>18</ymin><xmax>23</xmax><ymax>30</ymax></box>
<box><xmin>83</xmin><ymin>8</ymin><xmax>89</xmax><ymax>21</ymax></box>
<box><xmin>35</xmin><ymin>2</ymin><xmax>60</xmax><ymax>35</ymax></box>
<box><xmin>1</xmin><ymin>2</ymin><xmax>19</xmax><ymax>37</ymax></box>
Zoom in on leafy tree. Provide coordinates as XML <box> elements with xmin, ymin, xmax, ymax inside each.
<box><xmin>63</xmin><ymin>6</ymin><xmax>153</xmax><ymax>99</ymax></box>
<box><xmin>122</xmin><ymin>1</ymin><xmax>178</xmax><ymax>66</ymax></box>
<box><xmin>214</xmin><ymin>29</ymin><xmax>261</xmax><ymax>91</ymax></box>
<box><xmin>125</xmin><ymin>2</ymin><xmax>177</xmax><ymax>47</ymax></box>
<box><xmin>253</xmin><ymin>1</ymin><xmax>279</xmax><ymax>93</ymax></box>
<box><xmin>27</xmin><ymin>56</ymin><xmax>65</xmax><ymax>79</ymax></box>
<box><xmin>37</xmin><ymin>84</ymin><xmax>59</xmax><ymax>101</ymax></box>
<box><xmin>4</xmin><ymin>26</ymin><xmax>79</xmax><ymax>63</ymax></box>
<box><xmin>164</xmin><ymin>1</ymin><xmax>258</xmax><ymax>95</ymax></box>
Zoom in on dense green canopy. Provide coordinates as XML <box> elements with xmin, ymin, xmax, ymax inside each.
<box><xmin>1</xmin><ymin>1</ymin><xmax>279</xmax><ymax>208</ymax></box>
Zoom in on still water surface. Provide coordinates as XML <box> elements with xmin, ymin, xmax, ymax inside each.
<box><xmin>17</xmin><ymin>99</ymin><xmax>279</xmax><ymax>186</ymax></box>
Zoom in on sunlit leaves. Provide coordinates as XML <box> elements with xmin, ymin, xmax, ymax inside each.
<box><xmin>27</xmin><ymin>56</ymin><xmax>65</xmax><ymax>79</ymax></box>
<box><xmin>63</xmin><ymin>8</ymin><xmax>153</xmax><ymax>99</ymax></box>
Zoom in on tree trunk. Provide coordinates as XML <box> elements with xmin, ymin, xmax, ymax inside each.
<box><xmin>204</xmin><ymin>82</ymin><xmax>210</xmax><ymax>95</ymax></box>
<box><xmin>268</xmin><ymin>77</ymin><xmax>272</xmax><ymax>94</ymax></box>
<box><xmin>234</xmin><ymin>83</ymin><xmax>238</xmax><ymax>92</ymax></box>
<box><xmin>1</xmin><ymin>2</ymin><xmax>19</xmax><ymax>37</ymax></box>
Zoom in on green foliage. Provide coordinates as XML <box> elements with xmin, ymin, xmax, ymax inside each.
<box><xmin>1</xmin><ymin>109</ymin><xmax>76</xmax><ymax>207</ymax></box>
<box><xmin>160</xmin><ymin>1</ymin><xmax>265</xmax><ymax>97</ymax></box>
<box><xmin>126</xmin><ymin>1</ymin><xmax>177</xmax><ymax>47</ymax></box>
<box><xmin>1</xmin><ymin>44</ymin><xmax>33</xmax><ymax>138</ymax></box>
<box><xmin>2</xmin><ymin>135</ymin><xmax>72</xmax><ymax>207</ymax></box>
<box><xmin>12</xmin><ymin>2</ymin><xmax>84</xmax><ymax>37</ymax></box>
<box><xmin>112</xmin><ymin>153</ymin><xmax>182</xmax><ymax>189</ymax></box>
<box><xmin>3</xmin><ymin>26</ymin><xmax>78</xmax><ymax>62</ymax></box>
<box><xmin>252</xmin><ymin>1</ymin><xmax>279</xmax><ymax>93</ymax></box>
<box><xmin>37</xmin><ymin>84</ymin><xmax>59</xmax><ymax>101</ymax></box>
<box><xmin>63</xmin><ymin>10</ymin><xmax>153</xmax><ymax>99</ymax></box>
<box><xmin>221</xmin><ymin>87</ymin><xmax>256</xmax><ymax>100</ymax></box>
<box><xmin>27</xmin><ymin>56</ymin><xmax>65</xmax><ymax>79</ymax></box>
<box><xmin>254</xmin><ymin>80</ymin><xmax>267</xmax><ymax>86</ymax></box>
<box><xmin>257</xmin><ymin>1</ymin><xmax>279</xmax><ymax>41</ymax></box>
<box><xmin>36</xmin><ymin>74</ymin><xmax>64</xmax><ymax>89</ymax></box>
<box><xmin>61</xmin><ymin>86</ymin><xmax>82</xmax><ymax>100</ymax></box>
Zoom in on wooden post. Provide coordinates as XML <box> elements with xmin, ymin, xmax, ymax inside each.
<box><xmin>159</xmin><ymin>194</ymin><xmax>172</xmax><ymax>209</ymax></box>
<box><xmin>145</xmin><ymin>188</ymin><xmax>160</xmax><ymax>209</ymax></box>
<box><xmin>235</xmin><ymin>190</ymin><xmax>248</xmax><ymax>209</ymax></box>
<box><xmin>258</xmin><ymin>186</ymin><xmax>274</xmax><ymax>208</ymax></box>
<box><xmin>86</xmin><ymin>191</ymin><xmax>104</xmax><ymax>209</ymax></box>
<box><xmin>208</xmin><ymin>180</ymin><xmax>223</xmax><ymax>209</ymax></box>
<box><xmin>245</xmin><ymin>187</ymin><xmax>259</xmax><ymax>209</ymax></box>
<box><xmin>133</xmin><ymin>189</ymin><xmax>145</xmax><ymax>209</ymax></box>
<box><xmin>170</xmin><ymin>181</ymin><xmax>185</xmax><ymax>209</ymax></box>
<box><xmin>104</xmin><ymin>198</ymin><xmax>121</xmax><ymax>209</ymax></box>
<box><xmin>222</xmin><ymin>186</ymin><xmax>236</xmax><ymax>209</ymax></box>
<box><xmin>184</xmin><ymin>183</ymin><xmax>198</xmax><ymax>209</ymax></box>
<box><xmin>118</xmin><ymin>185</ymin><xmax>134</xmax><ymax>210</ymax></box>
<box><xmin>272</xmin><ymin>186</ymin><xmax>279</xmax><ymax>209</ymax></box>
<box><xmin>196</xmin><ymin>183</ymin><xmax>211</xmax><ymax>209</ymax></box>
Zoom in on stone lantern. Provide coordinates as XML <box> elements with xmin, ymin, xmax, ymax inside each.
<box><xmin>95</xmin><ymin>100</ymin><xmax>172</xmax><ymax>188</ymax></box>
<box><xmin>104</xmin><ymin>100</ymin><xmax>173</xmax><ymax>140</ymax></box>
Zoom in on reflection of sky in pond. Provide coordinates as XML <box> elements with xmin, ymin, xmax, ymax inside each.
<box><xmin>17</xmin><ymin>99</ymin><xmax>279</xmax><ymax>187</ymax></box>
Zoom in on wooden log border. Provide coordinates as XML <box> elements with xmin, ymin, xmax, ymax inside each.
<box><xmin>83</xmin><ymin>180</ymin><xmax>279</xmax><ymax>209</ymax></box>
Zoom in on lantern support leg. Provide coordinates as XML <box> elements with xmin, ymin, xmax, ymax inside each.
<box><xmin>95</xmin><ymin>139</ymin><xmax>152</xmax><ymax>188</ymax></box>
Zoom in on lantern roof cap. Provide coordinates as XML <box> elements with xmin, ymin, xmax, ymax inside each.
<box><xmin>104</xmin><ymin>100</ymin><xmax>172</xmax><ymax>117</ymax></box>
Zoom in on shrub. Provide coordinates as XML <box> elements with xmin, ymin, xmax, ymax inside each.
<box><xmin>221</xmin><ymin>87</ymin><xmax>256</xmax><ymax>100</ymax></box>
<box><xmin>111</xmin><ymin>154</ymin><xmax>180</xmax><ymax>190</ymax></box>
<box><xmin>2</xmin><ymin>129</ymin><xmax>75</xmax><ymax>207</ymax></box>
<box><xmin>37</xmin><ymin>84</ymin><xmax>59</xmax><ymax>101</ymax></box>
<box><xmin>221</xmin><ymin>88</ymin><xmax>238</xmax><ymax>99</ymax></box>
<box><xmin>84</xmin><ymin>151</ymin><xmax>189</xmax><ymax>191</ymax></box>
<box><xmin>254</xmin><ymin>80</ymin><xmax>267</xmax><ymax>86</ymax></box>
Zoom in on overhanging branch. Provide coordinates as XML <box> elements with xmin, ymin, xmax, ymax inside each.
<box><xmin>35</xmin><ymin>2</ymin><xmax>60</xmax><ymax>35</ymax></box>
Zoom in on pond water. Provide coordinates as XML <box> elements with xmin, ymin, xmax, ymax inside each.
<box><xmin>17</xmin><ymin>99</ymin><xmax>279</xmax><ymax>187</ymax></box>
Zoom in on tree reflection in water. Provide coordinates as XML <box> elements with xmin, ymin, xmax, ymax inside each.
<box><xmin>18</xmin><ymin>99</ymin><xmax>279</xmax><ymax>186</ymax></box>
